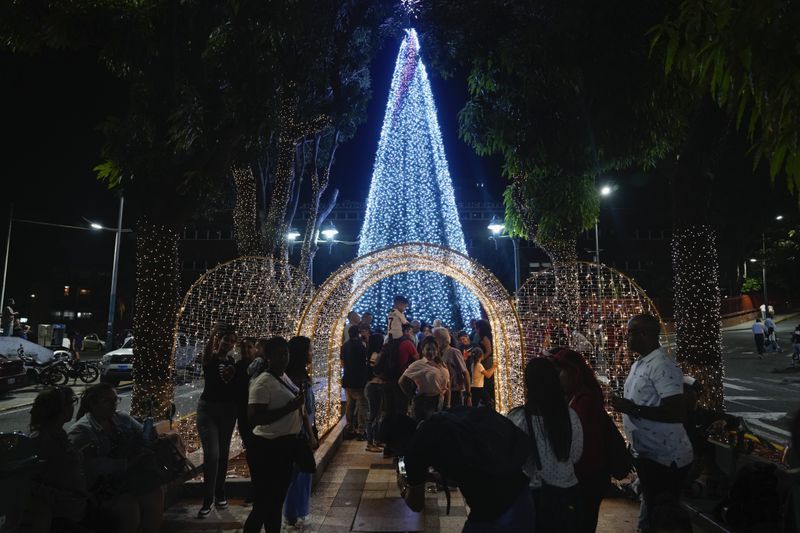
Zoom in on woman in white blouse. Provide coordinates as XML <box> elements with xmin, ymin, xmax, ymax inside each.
<box><xmin>399</xmin><ymin>337</ymin><xmax>449</xmax><ymax>421</ymax></box>
<box><xmin>507</xmin><ymin>357</ymin><xmax>584</xmax><ymax>531</ymax></box>
<box><xmin>243</xmin><ymin>337</ymin><xmax>305</xmax><ymax>533</ymax></box>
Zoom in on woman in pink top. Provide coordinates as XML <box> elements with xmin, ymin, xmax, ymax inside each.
<box><xmin>399</xmin><ymin>337</ymin><xmax>449</xmax><ymax>421</ymax></box>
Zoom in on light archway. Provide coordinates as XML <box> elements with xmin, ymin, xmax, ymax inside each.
<box><xmin>297</xmin><ymin>243</ymin><xmax>525</xmax><ymax>436</ymax></box>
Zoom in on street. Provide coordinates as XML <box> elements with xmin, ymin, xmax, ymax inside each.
<box><xmin>1</xmin><ymin>321</ymin><xmax>798</xmax><ymax>442</ymax></box>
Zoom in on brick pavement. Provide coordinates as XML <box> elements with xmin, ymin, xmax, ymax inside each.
<box><xmin>161</xmin><ymin>439</ymin><xmax>640</xmax><ymax>532</ymax></box>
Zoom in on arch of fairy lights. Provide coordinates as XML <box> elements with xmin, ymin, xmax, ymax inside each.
<box><xmin>297</xmin><ymin>242</ymin><xmax>525</xmax><ymax>436</ymax></box>
<box><xmin>516</xmin><ymin>261</ymin><xmax>668</xmax><ymax>405</ymax></box>
<box><xmin>171</xmin><ymin>256</ymin><xmax>313</xmax><ymax>447</ymax></box>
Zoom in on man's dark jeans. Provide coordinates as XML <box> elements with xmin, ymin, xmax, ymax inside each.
<box><xmin>635</xmin><ymin>457</ymin><xmax>691</xmax><ymax>531</ymax></box>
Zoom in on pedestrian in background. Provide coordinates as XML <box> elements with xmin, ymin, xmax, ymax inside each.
<box><xmin>283</xmin><ymin>335</ymin><xmax>318</xmax><ymax>530</ymax></box>
<box><xmin>341</xmin><ymin>325</ymin><xmax>368</xmax><ymax>440</ymax></box>
<box><xmin>612</xmin><ymin>314</ymin><xmax>693</xmax><ymax>532</ymax></box>
<box><xmin>469</xmin><ymin>347</ymin><xmax>495</xmax><ymax>409</ymax></box>
<box><xmin>434</xmin><ymin>327</ymin><xmax>470</xmax><ymax>407</ymax></box>
<box><xmin>2</xmin><ymin>297</ymin><xmax>17</xmax><ymax>336</ymax></box>
<box><xmin>508</xmin><ymin>357</ymin><xmax>584</xmax><ymax>531</ymax></box>
<box><xmin>235</xmin><ymin>336</ymin><xmax>258</xmax><ymax>505</ymax></box>
<box><xmin>752</xmin><ymin>318</ymin><xmax>767</xmax><ymax>358</ymax></box>
<box><xmin>399</xmin><ymin>336</ymin><xmax>449</xmax><ymax>421</ymax></box>
<box><xmin>365</xmin><ymin>333</ymin><xmax>386</xmax><ymax>452</ymax></box>
<box><xmin>792</xmin><ymin>324</ymin><xmax>800</xmax><ymax>367</ymax></box>
<box><xmin>475</xmin><ymin>319</ymin><xmax>495</xmax><ymax>409</ymax></box>
<box><xmin>196</xmin><ymin>324</ymin><xmax>239</xmax><ymax>517</ymax></box>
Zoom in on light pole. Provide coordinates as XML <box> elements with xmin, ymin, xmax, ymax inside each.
<box><xmin>1</xmin><ymin>202</ymin><xmax>131</xmax><ymax>347</ymax></box>
<box><xmin>101</xmin><ymin>196</ymin><xmax>124</xmax><ymax>349</ymax></box>
<box><xmin>488</xmin><ymin>217</ymin><xmax>520</xmax><ymax>292</ymax></box>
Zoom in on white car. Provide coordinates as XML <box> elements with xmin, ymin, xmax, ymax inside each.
<box><xmin>81</xmin><ymin>333</ymin><xmax>106</xmax><ymax>352</ymax></box>
<box><xmin>100</xmin><ymin>337</ymin><xmax>133</xmax><ymax>386</ymax></box>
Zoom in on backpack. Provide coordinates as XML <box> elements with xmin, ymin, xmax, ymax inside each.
<box><xmin>373</xmin><ymin>338</ymin><xmax>402</xmax><ymax>380</ymax></box>
<box><xmin>432</xmin><ymin>407</ymin><xmax>532</xmax><ymax>482</ymax></box>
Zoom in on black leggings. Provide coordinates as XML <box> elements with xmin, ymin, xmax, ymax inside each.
<box><xmin>243</xmin><ymin>435</ymin><xmax>296</xmax><ymax>533</ymax></box>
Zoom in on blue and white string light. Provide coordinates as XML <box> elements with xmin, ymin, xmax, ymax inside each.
<box><xmin>355</xmin><ymin>29</ymin><xmax>482</xmax><ymax>328</ymax></box>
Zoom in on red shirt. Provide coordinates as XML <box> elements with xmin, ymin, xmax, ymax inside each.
<box><xmin>570</xmin><ymin>390</ymin><xmax>607</xmax><ymax>479</ymax></box>
<box><xmin>398</xmin><ymin>337</ymin><xmax>418</xmax><ymax>374</ymax></box>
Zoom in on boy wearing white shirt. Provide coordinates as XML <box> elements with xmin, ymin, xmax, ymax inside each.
<box><xmin>386</xmin><ymin>295</ymin><xmax>409</xmax><ymax>340</ymax></box>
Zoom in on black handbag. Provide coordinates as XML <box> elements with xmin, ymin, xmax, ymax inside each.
<box><xmin>604</xmin><ymin>412</ymin><xmax>633</xmax><ymax>480</ymax></box>
<box><xmin>274</xmin><ymin>375</ymin><xmax>317</xmax><ymax>474</ymax></box>
<box><xmin>293</xmin><ymin>433</ymin><xmax>317</xmax><ymax>474</ymax></box>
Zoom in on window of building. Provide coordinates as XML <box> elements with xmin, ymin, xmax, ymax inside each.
<box><xmin>62</xmin><ymin>310</ymin><xmax>76</xmax><ymax>320</ymax></box>
<box><xmin>51</xmin><ymin>311</ymin><xmax>62</xmax><ymax>319</ymax></box>
<box><xmin>79</xmin><ymin>288</ymin><xmax>91</xmax><ymax>296</ymax></box>
<box><xmin>63</xmin><ymin>285</ymin><xmax>70</xmax><ymax>296</ymax></box>
<box><xmin>77</xmin><ymin>312</ymin><xmax>93</xmax><ymax>319</ymax></box>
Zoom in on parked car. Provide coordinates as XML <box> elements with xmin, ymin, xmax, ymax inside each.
<box><xmin>100</xmin><ymin>337</ymin><xmax>133</xmax><ymax>386</ymax></box>
<box><xmin>81</xmin><ymin>333</ymin><xmax>106</xmax><ymax>352</ymax></box>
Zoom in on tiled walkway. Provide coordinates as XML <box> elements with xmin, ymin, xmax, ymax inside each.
<box><xmin>162</xmin><ymin>439</ymin><xmax>640</xmax><ymax>532</ymax></box>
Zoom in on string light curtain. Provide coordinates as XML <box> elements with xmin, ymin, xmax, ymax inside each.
<box><xmin>516</xmin><ymin>261</ymin><xmax>669</xmax><ymax>409</ymax></box>
<box><xmin>355</xmin><ymin>29</ymin><xmax>481</xmax><ymax>328</ymax></box>
<box><xmin>298</xmin><ymin>243</ymin><xmax>525</xmax><ymax>436</ymax></box>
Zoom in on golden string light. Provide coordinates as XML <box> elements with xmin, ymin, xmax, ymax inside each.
<box><xmin>297</xmin><ymin>242</ymin><xmax>526</xmax><ymax>436</ymax></box>
<box><xmin>231</xmin><ymin>167</ymin><xmax>263</xmax><ymax>257</ymax></box>
<box><xmin>132</xmin><ymin>218</ymin><xmax>180</xmax><ymax>419</ymax></box>
<box><xmin>671</xmin><ymin>226</ymin><xmax>723</xmax><ymax>411</ymax></box>
<box><xmin>517</xmin><ymin>261</ymin><xmax>668</xmax><ymax>411</ymax></box>
<box><xmin>172</xmin><ymin>256</ymin><xmax>313</xmax><ymax>446</ymax></box>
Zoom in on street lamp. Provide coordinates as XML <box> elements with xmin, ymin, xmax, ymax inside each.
<box><xmin>600</xmin><ymin>185</ymin><xmax>612</xmax><ymax>197</ymax></box>
<box><xmin>487</xmin><ymin>216</ymin><xmax>520</xmax><ymax>292</ymax></box>
<box><xmin>286</xmin><ymin>229</ymin><xmax>301</xmax><ymax>242</ymax></box>
<box><xmin>0</xmin><ymin>197</ymin><xmax>129</xmax><ymax>350</ymax></box>
<box><xmin>321</xmin><ymin>221</ymin><xmax>339</xmax><ymax>241</ymax></box>
<box><xmin>776</xmin><ymin>215</ymin><xmax>784</xmax><ymax>221</ymax></box>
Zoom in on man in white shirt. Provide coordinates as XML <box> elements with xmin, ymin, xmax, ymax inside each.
<box><xmin>386</xmin><ymin>295</ymin><xmax>409</xmax><ymax>340</ymax></box>
<box><xmin>752</xmin><ymin>318</ymin><xmax>767</xmax><ymax>357</ymax></box>
<box><xmin>612</xmin><ymin>314</ymin><xmax>693</xmax><ymax>532</ymax></box>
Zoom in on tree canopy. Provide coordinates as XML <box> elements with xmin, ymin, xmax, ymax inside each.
<box><xmin>652</xmin><ymin>0</ymin><xmax>800</xmax><ymax>196</ymax></box>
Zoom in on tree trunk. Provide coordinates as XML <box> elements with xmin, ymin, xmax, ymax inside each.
<box><xmin>670</xmin><ymin>98</ymin><xmax>724</xmax><ymax>412</ymax></box>
<box><xmin>131</xmin><ymin>218</ymin><xmax>180</xmax><ymax>419</ymax></box>
<box><xmin>671</xmin><ymin>224</ymin><xmax>723</xmax><ymax>410</ymax></box>
<box><xmin>232</xmin><ymin>167</ymin><xmax>263</xmax><ymax>256</ymax></box>
<box><xmin>538</xmin><ymin>234</ymin><xmax>580</xmax><ymax>345</ymax></box>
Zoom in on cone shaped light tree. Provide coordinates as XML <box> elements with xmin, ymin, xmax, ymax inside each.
<box><xmin>355</xmin><ymin>29</ymin><xmax>482</xmax><ymax>328</ymax></box>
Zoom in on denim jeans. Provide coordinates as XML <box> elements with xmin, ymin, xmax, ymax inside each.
<box><xmin>364</xmin><ymin>382</ymin><xmax>383</xmax><ymax>445</ymax></box>
<box><xmin>196</xmin><ymin>399</ymin><xmax>237</xmax><ymax>505</ymax></box>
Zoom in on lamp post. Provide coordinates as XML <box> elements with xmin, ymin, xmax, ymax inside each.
<box><xmin>0</xmin><ymin>201</ymin><xmax>131</xmax><ymax>347</ymax></box>
<box><xmin>488</xmin><ymin>217</ymin><xmax>520</xmax><ymax>292</ymax></box>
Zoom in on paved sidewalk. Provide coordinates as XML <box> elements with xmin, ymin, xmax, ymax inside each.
<box><xmin>161</xmin><ymin>439</ymin><xmax>640</xmax><ymax>532</ymax></box>
<box><xmin>722</xmin><ymin>312</ymin><xmax>800</xmax><ymax>332</ymax></box>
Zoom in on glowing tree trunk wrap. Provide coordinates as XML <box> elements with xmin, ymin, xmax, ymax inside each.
<box><xmin>671</xmin><ymin>224</ymin><xmax>723</xmax><ymax>411</ymax></box>
<box><xmin>355</xmin><ymin>29</ymin><xmax>481</xmax><ymax>327</ymax></box>
<box><xmin>538</xmin><ymin>235</ymin><xmax>580</xmax><ymax>341</ymax></box>
<box><xmin>232</xmin><ymin>167</ymin><xmax>263</xmax><ymax>256</ymax></box>
<box><xmin>131</xmin><ymin>219</ymin><xmax>179</xmax><ymax>419</ymax></box>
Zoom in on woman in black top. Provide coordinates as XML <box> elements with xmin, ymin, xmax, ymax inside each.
<box><xmin>196</xmin><ymin>324</ymin><xmax>239</xmax><ymax>517</ymax></box>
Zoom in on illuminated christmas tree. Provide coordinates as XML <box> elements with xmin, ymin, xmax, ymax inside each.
<box><xmin>355</xmin><ymin>29</ymin><xmax>482</xmax><ymax>328</ymax></box>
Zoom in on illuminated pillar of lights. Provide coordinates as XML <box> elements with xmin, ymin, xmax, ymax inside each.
<box><xmin>355</xmin><ymin>28</ymin><xmax>481</xmax><ymax>327</ymax></box>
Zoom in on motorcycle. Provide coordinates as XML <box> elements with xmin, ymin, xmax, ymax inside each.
<box><xmin>20</xmin><ymin>349</ymin><xmax>68</xmax><ymax>387</ymax></box>
<box><xmin>51</xmin><ymin>354</ymin><xmax>100</xmax><ymax>385</ymax></box>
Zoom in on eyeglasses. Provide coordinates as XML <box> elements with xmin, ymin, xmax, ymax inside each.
<box><xmin>71</xmin><ymin>396</ymin><xmax>80</xmax><ymax>405</ymax></box>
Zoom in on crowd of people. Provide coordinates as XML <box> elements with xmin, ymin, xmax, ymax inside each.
<box><xmin>377</xmin><ymin>305</ymin><xmax>697</xmax><ymax>533</ymax></box>
<box><xmin>20</xmin><ymin>293</ymin><xmax>712</xmax><ymax>533</ymax></box>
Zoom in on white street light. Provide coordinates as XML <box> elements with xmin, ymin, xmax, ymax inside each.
<box><xmin>90</xmin><ymin>222</ymin><xmax>103</xmax><ymax>230</ymax></box>
<box><xmin>749</xmin><ymin>258</ymin><xmax>757</xmax><ymax>263</ymax></box>
<box><xmin>321</xmin><ymin>222</ymin><xmax>339</xmax><ymax>241</ymax></box>
<box><xmin>287</xmin><ymin>229</ymin><xmax>301</xmax><ymax>241</ymax></box>
<box><xmin>600</xmin><ymin>185</ymin><xmax>612</xmax><ymax>197</ymax></box>
<box><xmin>776</xmin><ymin>215</ymin><xmax>784</xmax><ymax>221</ymax></box>
<box><xmin>29</xmin><ymin>293</ymin><xmax>35</xmax><ymax>298</ymax></box>
<box><xmin>487</xmin><ymin>217</ymin><xmax>505</xmax><ymax>235</ymax></box>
